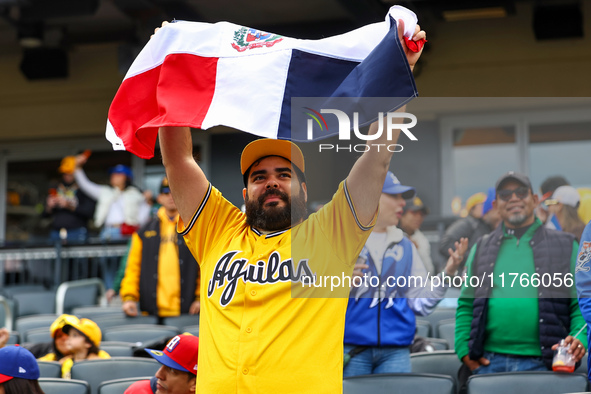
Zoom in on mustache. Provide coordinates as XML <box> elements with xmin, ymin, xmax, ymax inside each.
<box><xmin>258</xmin><ymin>189</ymin><xmax>288</xmax><ymax>204</ymax></box>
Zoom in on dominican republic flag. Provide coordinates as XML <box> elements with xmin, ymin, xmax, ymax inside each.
<box><xmin>106</xmin><ymin>5</ymin><xmax>420</xmax><ymax>159</ymax></box>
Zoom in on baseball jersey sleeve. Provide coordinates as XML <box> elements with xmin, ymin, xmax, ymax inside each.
<box><xmin>178</xmin><ymin>183</ymin><xmax>245</xmax><ymax>264</ymax></box>
<box><xmin>301</xmin><ymin>180</ymin><xmax>376</xmax><ymax>268</ymax></box>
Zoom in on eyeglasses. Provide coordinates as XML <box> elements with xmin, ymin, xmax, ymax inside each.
<box><xmin>497</xmin><ymin>187</ymin><xmax>530</xmax><ymax>201</ymax></box>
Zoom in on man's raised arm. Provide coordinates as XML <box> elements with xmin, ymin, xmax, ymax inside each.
<box><xmin>346</xmin><ymin>19</ymin><xmax>425</xmax><ymax>226</ymax></box>
<box><xmin>159</xmin><ymin>126</ymin><xmax>209</xmax><ymax>223</ymax></box>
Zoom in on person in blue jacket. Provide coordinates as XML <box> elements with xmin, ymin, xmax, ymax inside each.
<box><xmin>575</xmin><ymin>220</ymin><xmax>591</xmax><ymax>381</ymax></box>
<box><xmin>343</xmin><ymin>172</ymin><xmax>467</xmax><ymax>376</ymax></box>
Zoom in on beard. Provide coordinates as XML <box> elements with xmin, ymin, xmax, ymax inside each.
<box><xmin>506</xmin><ymin>212</ymin><xmax>528</xmax><ymax>227</ymax></box>
<box><xmin>245</xmin><ymin>188</ymin><xmax>308</xmax><ymax>232</ymax></box>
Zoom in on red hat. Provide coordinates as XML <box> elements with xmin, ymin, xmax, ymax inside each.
<box><xmin>145</xmin><ymin>335</ymin><xmax>198</xmax><ymax>374</ymax></box>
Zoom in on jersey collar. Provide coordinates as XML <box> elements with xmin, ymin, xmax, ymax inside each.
<box><xmin>251</xmin><ymin>227</ymin><xmax>289</xmax><ymax>238</ymax></box>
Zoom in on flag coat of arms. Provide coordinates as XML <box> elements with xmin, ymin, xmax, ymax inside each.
<box><xmin>106</xmin><ymin>5</ymin><xmax>420</xmax><ymax>159</ymax></box>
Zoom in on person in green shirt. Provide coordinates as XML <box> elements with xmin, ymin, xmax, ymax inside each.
<box><xmin>455</xmin><ymin>172</ymin><xmax>586</xmax><ymax>385</ymax></box>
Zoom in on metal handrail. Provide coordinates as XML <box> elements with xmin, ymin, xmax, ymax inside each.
<box><xmin>0</xmin><ymin>295</ymin><xmax>12</xmax><ymax>331</ymax></box>
<box><xmin>55</xmin><ymin>278</ymin><xmax>107</xmax><ymax>315</ymax></box>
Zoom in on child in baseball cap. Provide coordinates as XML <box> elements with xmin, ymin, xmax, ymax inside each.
<box><xmin>0</xmin><ymin>345</ymin><xmax>44</xmax><ymax>394</ymax></box>
<box><xmin>31</xmin><ymin>313</ymin><xmax>80</xmax><ymax>362</ymax></box>
<box><xmin>61</xmin><ymin>318</ymin><xmax>111</xmax><ymax>378</ymax></box>
<box><xmin>125</xmin><ymin>334</ymin><xmax>198</xmax><ymax>394</ymax></box>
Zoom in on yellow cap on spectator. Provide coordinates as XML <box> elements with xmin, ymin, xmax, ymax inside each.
<box><xmin>63</xmin><ymin>318</ymin><xmax>102</xmax><ymax>348</ymax></box>
<box><xmin>49</xmin><ymin>314</ymin><xmax>80</xmax><ymax>339</ymax></box>
<box><xmin>466</xmin><ymin>192</ymin><xmax>487</xmax><ymax>214</ymax></box>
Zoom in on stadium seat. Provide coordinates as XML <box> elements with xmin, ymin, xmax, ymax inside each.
<box><xmin>98</xmin><ymin>377</ymin><xmax>153</xmax><ymax>394</ymax></box>
<box><xmin>436</xmin><ymin>318</ymin><xmax>456</xmax><ymax>349</ymax></box>
<box><xmin>15</xmin><ymin>314</ymin><xmax>58</xmax><ymax>340</ymax></box>
<box><xmin>38</xmin><ymin>361</ymin><xmax>63</xmax><ymax>378</ymax></box>
<box><xmin>71</xmin><ymin>357</ymin><xmax>160</xmax><ymax>394</ymax></box>
<box><xmin>575</xmin><ymin>353</ymin><xmax>588</xmax><ymax>374</ymax></box>
<box><xmin>411</xmin><ymin>350</ymin><xmax>462</xmax><ymax>387</ymax></box>
<box><xmin>1</xmin><ymin>284</ymin><xmax>48</xmax><ymax>297</ymax></box>
<box><xmin>24</xmin><ymin>326</ymin><xmax>53</xmax><ymax>343</ymax></box>
<box><xmin>0</xmin><ymin>295</ymin><xmax>15</xmax><ymax>331</ymax></box>
<box><xmin>103</xmin><ymin>324</ymin><xmax>179</xmax><ymax>345</ymax></box>
<box><xmin>343</xmin><ymin>373</ymin><xmax>455</xmax><ymax>394</ymax></box>
<box><xmin>72</xmin><ymin>306</ymin><xmax>125</xmax><ymax>319</ymax></box>
<box><xmin>425</xmin><ymin>337</ymin><xmax>449</xmax><ymax>351</ymax></box>
<box><xmin>92</xmin><ymin>314</ymin><xmax>158</xmax><ymax>331</ymax></box>
<box><xmin>466</xmin><ymin>371</ymin><xmax>589</xmax><ymax>394</ymax></box>
<box><xmin>38</xmin><ymin>378</ymin><xmax>90</xmax><ymax>394</ymax></box>
<box><xmin>418</xmin><ymin>308</ymin><xmax>457</xmax><ymax>338</ymax></box>
<box><xmin>416</xmin><ymin>319</ymin><xmax>432</xmax><ymax>337</ymax></box>
<box><xmin>6</xmin><ymin>331</ymin><xmax>19</xmax><ymax>345</ymax></box>
<box><xmin>13</xmin><ymin>289</ymin><xmax>56</xmax><ymax>317</ymax></box>
<box><xmin>182</xmin><ymin>324</ymin><xmax>200</xmax><ymax>336</ymax></box>
<box><xmin>55</xmin><ymin>278</ymin><xmax>106</xmax><ymax>315</ymax></box>
<box><xmin>162</xmin><ymin>314</ymin><xmax>199</xmax><ymax>330</ymax></box>
<box><xmin>100</xmin><ymin>341</ymin><xmax>136</xmax><ymax>357</ymax></box>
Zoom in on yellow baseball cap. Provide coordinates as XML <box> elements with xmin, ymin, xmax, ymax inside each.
<box><xmin>58</xmin><ymin>156</ymin><xmax>76</xmax><ymax>174</ymax></box>
<box><xmin>466</xmin><ymin>192</ymin><xmax>487</xmax><ymax>213</ymax></box>
<box><xmin>240</xmin><ymin>139</ymin><xmax>305</xmax><ymax>176</ymax></box>
<box><xmin>49</xmin><ymin>314</ymin><xmax>80</xmax><ymax>339</ymax></box>
<box><xmin>63</xmin><ymin>318</ymin><xmax>102</xmax><ymax>348</ymax></box>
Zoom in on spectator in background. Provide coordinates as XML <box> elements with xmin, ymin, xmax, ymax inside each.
<box><xmin>73</xmin><ymin>153</ymin><xmax>151</xmax><ymax>241</ymax></box>
<box><xmin>399</xmin><ymin>195</ymin><xmax>435</xmax><ymax>274</ymax></box>
<box><xmin>61</xmin><ymin>318</ymin><xmax>110</xmax><ymax>379</ymax></box>
<box><xmin>545</xmin><ymin>185</ymin><xmax>586</xmax><ymax>242</ymax></box>
<box><xmin>43</xmin><ymin>154</ymin><xmax>95</xmax><ymax>243</ymax></box>
<box><xmin>536</xmin><ymin>175</ymin><xmax>569</xmax><ymax>226</ymax></box>
<box><xmin>125</xmin><ymin>334</ymin><xmax>198</xmax><ymax>394</ymax></box>
<box><xmin>343</xmin><ymin>172</ymin><xmax>467</xmax><ymax>376</ymax></box>
<box><xmin>0</xmin><ymin>346</ymin><xmax>44</xmax><ymax>394</ymax></box>
<box><xmin>540</xmin><ymin>175</ymin><xmax>570</xmax><ymax>199</ymax></box>
<box><xmin>439</xmin><ymin>188</ymin><xmax>499</xmax><ymax>273</ymax></box>
<box><xmin>35</xmin><ymin>314</ymin><xmax>80</xmax><ymax>362</ymax></box>
<box><xmin>120</xmin><ymin>177</ymin><xmax>200</xmax><ymax>317</ymax></box>
<box><xmin>455</xmin><ymin>172</ymin><xmax>585</xmax><ymax>390</ymax></box>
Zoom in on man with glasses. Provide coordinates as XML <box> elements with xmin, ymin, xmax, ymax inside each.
<box><xmin>119</xmin><ymin>177</ymin><xmax>201</xmax><ymax>317</ymax></box>
<box><xmin>455</xmin><ymin>171</ymin><xmax>586</xmax><ymax>387</ymax></box>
